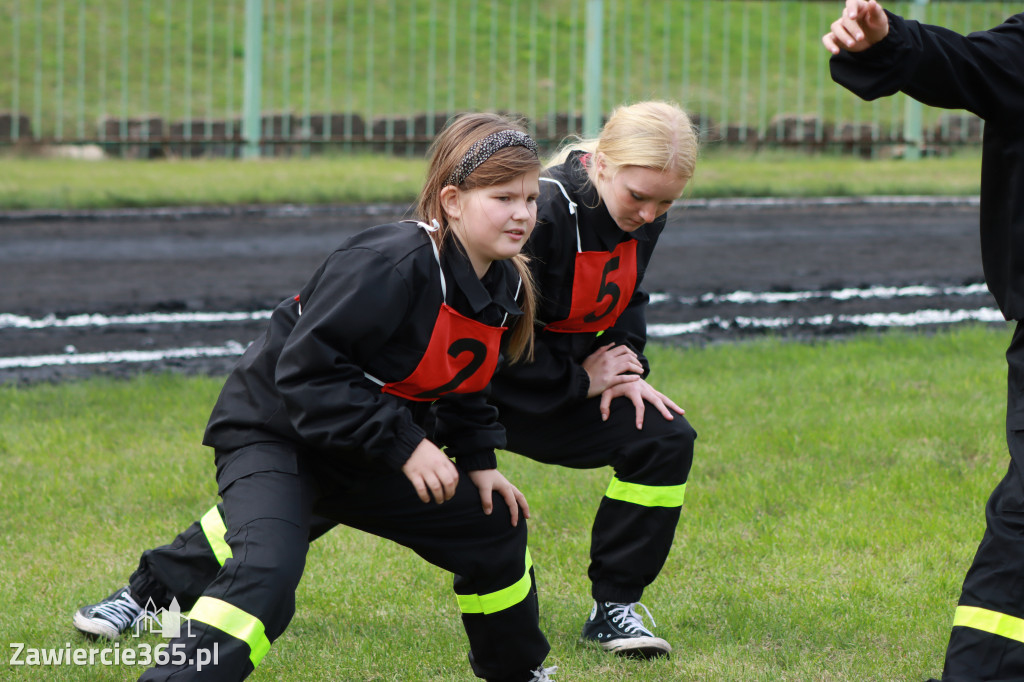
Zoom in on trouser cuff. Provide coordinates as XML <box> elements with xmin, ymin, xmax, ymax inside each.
<box><xmin>128</xmin><ymin>566</ymin><xmax>174</xmax><ymax>610</ymax></box>
<box><xmin>592</xmin><ymin>582</ymin><xmax>643</xmax><ymax>604</ymax></box>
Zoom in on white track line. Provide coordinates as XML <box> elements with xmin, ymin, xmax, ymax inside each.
<box><xmin>0</xmin><ymin>310</ymin><xmax>272</xmax><ymax>330</ymax></box>
<box><xmin>648</xmin><ymin>282</ymin><xmax>990</xmax><ymax>306</ymax></box>
<box><xmin>1</xmin><ymin>308</ymin><xmax>1008</xmax><ymax>369</ymax></box>
<box><xmin>0</xmin><ymin>342</ymin><xmax>249</xmax><ymax>369</ymax></box>
<box><xmin>2</xmin><ymin>282</ymin><xmax>992</xmax><ymax>332</ymax></box>
<box><xmin>648</xmin><ymin>306</ymin><xmax>1006</xmax><ymax>338</ymax></box>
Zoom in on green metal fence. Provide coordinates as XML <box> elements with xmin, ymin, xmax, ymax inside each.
<box><xmin>0</xmin><ymin>0</ymin><xmax>1010</xmax><ymax>157</ymax></box>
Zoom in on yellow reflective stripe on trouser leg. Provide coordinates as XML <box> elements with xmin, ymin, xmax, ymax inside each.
<box><xmin>457</xmin><ymin>549</ymin><xmax>534</xmax><ymax>615</ymax></box>
<box><xmin>188</xmin><ymin>596</ymin><xmax>272</xmax><ymax>667</ymax></box>
<box><xmin>605</xmin><ymin>475</ymin><xmax>686</xmax><ymax>508</ymax></box>
<box><xmin>200</xmin><ymin>506</ymin><xmax>233</xmax><ymax>566</ymax></box>
<box><xmin>953</xmin><ymin>605</ymin><xmax>1024</xmax><ymax>644</ymax></box>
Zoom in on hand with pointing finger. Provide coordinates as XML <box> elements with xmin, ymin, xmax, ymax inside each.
<box><xmin>822</xmin><ymin>0</ymin><xmax>890</xmax><ymax>55</ymax></box>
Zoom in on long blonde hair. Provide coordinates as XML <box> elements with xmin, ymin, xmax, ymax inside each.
<box><xmin>416</xmin><ymin>112</ymin><xmax>539</xmax><ymax>363</ymax></box>
<box><xmin>549</xmin><ymin>100</ymin><xmax>699</xmax><ymax>188</ymax></box>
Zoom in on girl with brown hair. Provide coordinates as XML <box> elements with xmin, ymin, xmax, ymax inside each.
<box><xmin>72</xmin><ymin>113</ymin><xmax>556</xmax><ymax>682</ymax></box>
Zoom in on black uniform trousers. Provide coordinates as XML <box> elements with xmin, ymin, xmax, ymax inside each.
<box><xmin>497</xmin><ymin>394</ymin><xmax>696</xmax><ymax>604</ymax></box>
<box><xmin>129</xmin><ymin>442</ymin><xmax>549</xmax><ymax>682</ymax></box>
<box><xmin>933</xmin><ymin>322</ymin><xmax>1024</xmax><ymax>681</ymax></box>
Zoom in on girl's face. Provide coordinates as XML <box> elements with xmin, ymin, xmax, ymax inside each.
<box><xmin>444</xmin><ymin>171</ymin><xmax>540</xmax><ymax>278</ymax></box>
<box><xmin>593</xmin><ymin>157</ymin><xmax>689</xmax><ymax>233</ymax></box>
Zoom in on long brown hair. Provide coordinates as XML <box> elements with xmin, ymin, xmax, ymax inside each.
<box><xmin>416</xmin><ymin>113</ymin><xmax>540</xmax><ymax>363</ymax></box>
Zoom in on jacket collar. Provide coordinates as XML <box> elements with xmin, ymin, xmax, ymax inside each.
<box><xmin>443</xmin><ymin>236</ymin><xmax>523</xmax><ymax>319</ymax></box>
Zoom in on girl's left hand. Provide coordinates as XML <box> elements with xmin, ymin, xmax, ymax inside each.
<box><xmin>600</xmin><ymin>378</ymin><xmax>685</xmax><ymax>429</ymax></box>
<box><xmin>467</xmin><ymin>469</ymin><xmax>530</xmax><ymax>527</ymax></box>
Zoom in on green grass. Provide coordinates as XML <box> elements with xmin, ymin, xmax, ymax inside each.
<box><xmin>0</xmin><ymin>148</ymin><xmax>982</xmax><ymax>211</ymax></box>
<box><xmin>0</xmin><ymin>154</ymin><xmax>428</xmax><ymax>210</ymax></box>
<box><xmin>1</xmin><ymin>324</ymin><xmax>1013</xmax><ymax>680</ymax></box>
<box><xmin>0</xmin><ymin>0</ymin><xmax>1011</xmax><ymax>141</ymax></box>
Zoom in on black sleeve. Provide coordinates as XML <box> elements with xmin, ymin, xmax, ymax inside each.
<box><xmin>830</xmin><ymin>12</ymin><xmax>1024</xmax><ymax>123</ymax></box>
<box><xmin>431</xmin><ymin>388</ymin><xmax>503</xmax><ymax>471</ymax></box>
<box><xmin>492</xmin><ymin>327</ymin><xmax>592</xmax><ymax>414</ymax></box>
<box><xmin>274</xmin><ymin>248</ymin><xmax>426</xmax><ymax>471</ymax></box>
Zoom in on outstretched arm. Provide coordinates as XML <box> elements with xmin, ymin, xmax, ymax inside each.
<box><xmin>823</xmin><ymin>1</ymin><xmax>1024</xmax><ymax>120</ymax></box>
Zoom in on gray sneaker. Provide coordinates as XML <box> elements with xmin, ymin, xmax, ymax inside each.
<box><xmin>580</xmin><ymin>601</ymin><xmax>671</xmax><ymax>658</ymax></box>
<box><xmin>527</xmin><ymin>666</ymin><xmax>557</xmax><ymax>682</ymax></box>
<box><xmin>73</xmin><ymin>586</ymin><xmax>148</xmax><ymax>640</ymax></box>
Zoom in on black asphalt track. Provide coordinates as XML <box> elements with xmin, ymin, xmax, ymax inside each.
<box><xmin>0</xmin><ymin>198</ymin><xmax>994</xmax><ymax>383</ymax></box>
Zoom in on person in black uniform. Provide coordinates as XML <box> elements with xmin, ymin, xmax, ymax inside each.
<box><xmin>824</xmin><ymin>2</ymin><xmax>1024</xmax><ymax>680</ymax></box>
<box><xmin>71</xmin><ymin>113</ymin><xmax>556</xmax><ymax>682</ymax></box>
<box><xmin>489</xmin><ymin>100</ymin><xmax>699</xmax><ymax>659</ymax></box>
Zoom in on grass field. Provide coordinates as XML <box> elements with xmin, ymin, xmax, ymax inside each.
<box><xmin>0</xmin><ymin>148</ymin><xmax>983</xmax><ymax>211</ymax></box>
<box><xmin>2</xmin><ymin>324</ymin><xmax>1013</xmax><ymax>680</ymax></box>
<box><xmin>0</xmin><ymin>0</ymin><xmax>1012</xmax><ymax>141</ymax></box>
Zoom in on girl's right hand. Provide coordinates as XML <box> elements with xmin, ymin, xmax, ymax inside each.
<box><xmin>582</xmin><ymin>342</ymin><xmax>644</xmax><ymax>398</ymax></box>
<box><xmin>402</xmin><ymin>439</ymin><xmax>460</xmax><ymax>504</ymax></box>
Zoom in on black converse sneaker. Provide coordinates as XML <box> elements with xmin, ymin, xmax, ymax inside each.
<box><xmin>580</xmin><ymin>601</ymin><xmax>672</xmax><ymax>658</ymax></box>
<box><xmin>73</xmin><ymin>586</ymin><xmax>148</xmax><ymax>640</ymax></box>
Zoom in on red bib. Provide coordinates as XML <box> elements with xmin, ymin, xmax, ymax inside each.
<box><xmin>381</xmin><ymin>302</ymin><xmax>506</xmax><ymax>402</ymax></box>
<box><xmin>339</xmin><ymin>221</ymin><xmax>514</xmax><ymax>402</ymax></box>
<box><xmin>545</xmin><ymin>238</ymin><xmax>638</xmax><ymax>333</ymax></box>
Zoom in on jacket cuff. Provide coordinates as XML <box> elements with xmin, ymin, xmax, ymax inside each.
<box><xmin>849</xmin><ymin>12</ymin><xmax>905</xmax><ymax>64</ymax></box>
<box><xmin>456</xmin><ymin>450</ymin><xmax>498</xmax><ymax>471</ymax></box>
<box><xmin>382</xmin><ymin>425</ymin><xmax>428</xmax><ymax>471</ymax></box>
<box><xmin>573</xmin><ymin>364</ymin><xmax>591</xmax><ymax>401</ymax></box>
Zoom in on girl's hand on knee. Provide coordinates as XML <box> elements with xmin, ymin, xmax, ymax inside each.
<box><xmin>467</xmin><ymin>469</ymin><xmax>530</xmax><ymax>527</ymax></box>
<box><xmin>402</xmin><ymin>439</ymin><xmax>460</xmax><ymax>504</ymax></box>
<box><xmin>600</xmin><ymin>379</ymin><xmax>685</xmax><ymax>429</ymax></box>
<box><xmin>582</xmin><ymin>343</ymin><xmax>644</xmax><ymax>398</ymax></box>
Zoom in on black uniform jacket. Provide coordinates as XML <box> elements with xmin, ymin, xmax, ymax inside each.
<box><xmin>830</xmin><ymin>11</ymin><xmax>1024</xmax><ymax>320</ymax></box>
<box><xmin>203</xmin><ymin>222</ymin><xmax>522</xmax><ymax>475</ymax></box>
<box><xmin>490</xmin><ymin>150</ymin><xmax>666</xmax><ymax>415</ymax></box>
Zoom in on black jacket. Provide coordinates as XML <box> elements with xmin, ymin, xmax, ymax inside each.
<box><xmin>491</xmin><ymin>150</ymin><xmax>666</xmax><ymax>415</ymax></box>
<box><xmin>203</xmin><ymin>222</ymin><xmax>522</xmax><ymax>473</ymax></box>
<box><xmin>830</xmin><ymin>11</ymin><xmax>1024</xmax><ymax>320</ymax></box>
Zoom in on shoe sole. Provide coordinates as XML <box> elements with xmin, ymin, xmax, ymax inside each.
<box><xmin>72</xmin><ymin>611</ymin><xmax>122</xmax><ymax>640</ymax></box>
<box><xmin>599</xmin><ymin>636</ymin><xmax>672</xmax><ymax>660</ymax></box>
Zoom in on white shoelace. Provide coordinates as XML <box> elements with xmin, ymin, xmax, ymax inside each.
<box><xmin>529</xmin><ymin>665</ymin><xmax>558</xmax><ymax>682</ymax></box>
<box><xmin>89</xmin><ymin>593</ymin><xmax>143</xmax><ymax>631</ymax></box>
<box><xmin>609</xmin><ymin>601</ymin><xmax>657</xmax><ymax>635</ymax></box>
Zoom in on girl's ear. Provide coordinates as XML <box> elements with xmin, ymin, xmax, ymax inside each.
<box><xmin>439</xmin><ymin>185</ymin><xmax>462</xmax><ymax>222</ymax></box>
